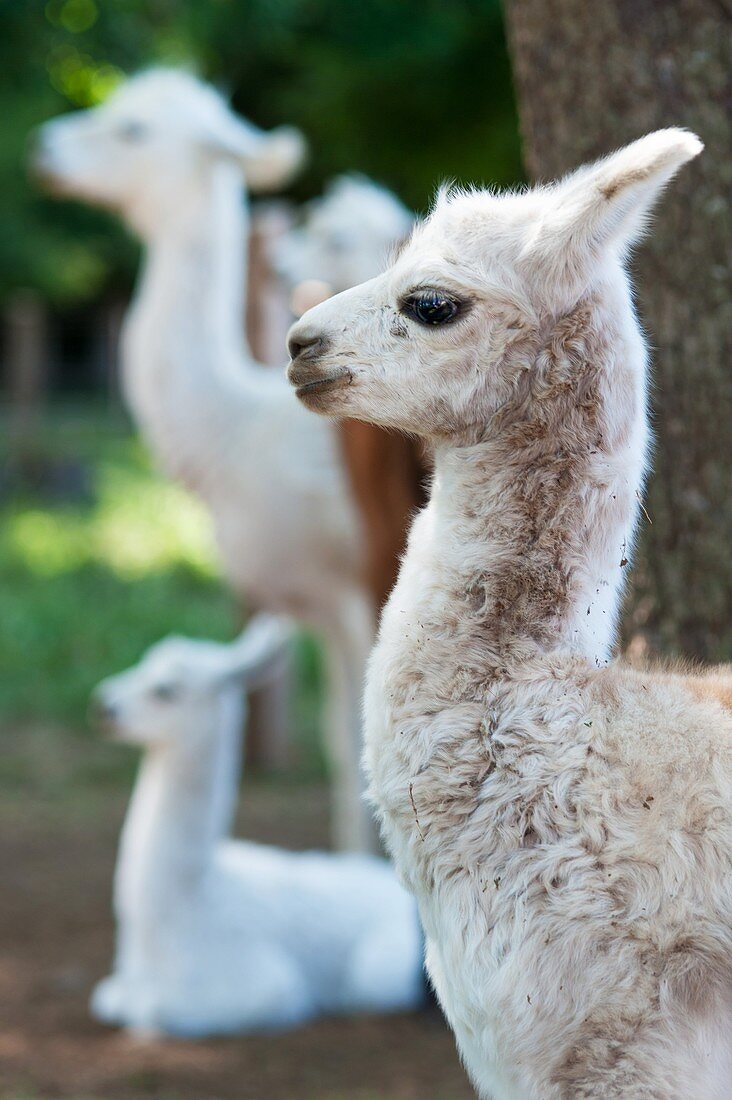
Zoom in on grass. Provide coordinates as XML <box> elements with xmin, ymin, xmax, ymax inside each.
<box><xmin>0</xmin><ymin>400</ymin><xmax>325</xmax><ymax>777</ymax></box>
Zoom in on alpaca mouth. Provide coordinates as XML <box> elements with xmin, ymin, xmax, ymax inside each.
<box><xmin>290</xmin><ymin>366</ymin><xmax>353</xmax><ymax>400</ymax></box>
<box><xmin>30</xmin><ymin>161</ymin><xmax>78</xmax><ymax>200</ymax></box>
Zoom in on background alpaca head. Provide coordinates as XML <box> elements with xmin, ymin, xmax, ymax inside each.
<box><xmin>287</xmin><ymin>130</ymin><xmax>702</xmax><ymax>440</ymax></box>
<box><xmin>272</xmin><ymin>175</ymin><xmax>414</xmax><ymax>312</ymax></box>
<box><xmin>33</xmin><ymin>69</ymin><xmax>306</xmax><ymax>234</ymax></box>
<box><xmin>91</xmin><ymin>614</ymin><xmax>292</xmax><ymax>747</ymax></box>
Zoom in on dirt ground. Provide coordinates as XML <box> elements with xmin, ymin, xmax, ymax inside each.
<box><xmin>0</xmin><ymin>729</ymin><xmax>474</xmax><ymax>1100</ymax></box>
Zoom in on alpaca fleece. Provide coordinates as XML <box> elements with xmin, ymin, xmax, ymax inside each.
<box><xmin>286</xmin><ymin>130</ymin><xmax>732</xmax><ymax>1097</ymax></box>
<box><xmin>90</xmin><ymin>617</ymin><xmax>424</xmax><ymax>1037</ymax></box>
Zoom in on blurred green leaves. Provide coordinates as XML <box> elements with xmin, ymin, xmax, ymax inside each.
<box><xmin>47</xmin><ymin>0</ymin><xmax>100</xmax><ymax>36</ymax></box>
<box><xmin>0</xmin><ymin>404</ymin><xmax>325</xmax><ymax>772</ymax></box>
<box><xmin>0</xmin><ymin>403</ymin><xmax>233</xmax><ymax>723</ymax></box>
<box><xmin>0</xmin><ymin>0</ymin><xmax>521</xmax><ymax>305</ymax></box>
<box><xmin>5</xmin><ymin>462</ymin><xmax>218</xmax><ymax>580</ymax></box>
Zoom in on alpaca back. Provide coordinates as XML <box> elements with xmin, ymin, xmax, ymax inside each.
<box><xmin>209</xmin><ymin>841</ymin><xmax>423</xmax><ymax>1011</ymax></box>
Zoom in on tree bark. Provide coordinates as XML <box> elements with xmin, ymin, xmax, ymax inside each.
<box><xmin>4</xmin><ymin>289</ymin><xmax>49</xmax><ymax>472</ymax></box>
<box><xmin>503</xmin><ymin>0</ymin><xmax>732</xmax><ymax>660</ymax></box>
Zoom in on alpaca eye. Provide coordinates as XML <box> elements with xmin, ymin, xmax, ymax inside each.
<box><xmin>403</xmin><ymin>290</ymin><xmax>460</xmax><ymax>327</ymax></box>
<box><xmin>152</xmin><ymin>682</ymin><xmax>178</xmax><ymax>702</ymax></box>
<box><xmin>117</xmin><ymin>121</ymin><xmax>147</xmax><ymax>142</ymax></box>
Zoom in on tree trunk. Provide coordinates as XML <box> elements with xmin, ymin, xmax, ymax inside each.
<box><xmin>502</xmin><ymin>0</ymin><xmax>732</xmax><ymax>661</ymax></box>
<box><xmin>4</xmin><ymin>289</ymin><xmax>49</xmax><ymax>470</ymax></box>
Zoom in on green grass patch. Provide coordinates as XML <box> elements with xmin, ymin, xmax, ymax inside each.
<box><xmin>0</xmin><ymin>402</ymin><xmax>325</xmax><ymax>775</ymax></box>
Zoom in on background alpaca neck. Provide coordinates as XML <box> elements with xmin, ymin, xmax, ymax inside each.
<box><xmin>431</xmin><ymin>289</ymin><xmax>648</xmax><ymax>669</ymax></box>
<box><xmin>115</xmin><ymin>692</ymin><xmax>244</xmax><ymax>917</ymax></box>
<box><xmin>133</xmin><ymin>162</ymin><xmax>250</xmax><ymax>360</ymax></box>
<box><xmin>121</xmin><ymin>164</ymin><xmax>256</xmax><ymax>483</ymax></box>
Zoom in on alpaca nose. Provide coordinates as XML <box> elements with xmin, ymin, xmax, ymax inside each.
<box><xmin>287</xmin><ymin>328</ymin><xmax>327</xmax><ymax>362</ymax></box>
<box><xmin>89</xmin><ymin>694</ymin><xmax>117</xmax><ymax>727</ymax></box>
<box><xmin>27</xmin><ymin>128</ymin><xmax>52</xmax><ymax>174</ymax></box>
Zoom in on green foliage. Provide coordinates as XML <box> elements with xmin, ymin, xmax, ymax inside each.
<box><xmin>0</xmin><ymin>403</ymin><xmax>231</xmax><ymax>721</ymax></box>
<box><xmin>0</xmin><ymin>565</ymin><xmax>224</xmax><ymax>718</ymax></box>
<box><xmin>0</xmin><ymin>0</ymin><xmax>521</xmax><ymax>305</ymax></box>
<box><xmin>191</xmin><ymin>0</ymin><xmax>523</xmax><ymax>210</ymax></box>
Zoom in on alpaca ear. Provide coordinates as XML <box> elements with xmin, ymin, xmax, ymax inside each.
<box><xmin>219</xmin><ymin>614</ymin><xmax>294</xmax><ymax>691</ymax></box>
<box><xmin>242</xmin><ymin>126</ymin><xmax>307</xmax><ymax>192</ymax></box>
<box><xmin>206</xmin><ymin>116</ymin><xmax>306</xmax><ymax>192</ymax></box>
<box><xmin>527</xmin><ymin>129</ymin><xmax>703</xmax><ymax>295</ymax></box>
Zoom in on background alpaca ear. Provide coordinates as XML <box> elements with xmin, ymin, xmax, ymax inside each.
<box><xmin>527</xmin><ymin>128</ymin><xmax>703</xmax><ymax>297</ymax></box>
<box><xmin>206</xmin><ymin>116</ymin><xmax>306</xmax><ymax>192</ymax></box>
<box><xmin>218</xmin><ymin>614</ymin><xmax>294</xmax><ymax>691</ymax></box>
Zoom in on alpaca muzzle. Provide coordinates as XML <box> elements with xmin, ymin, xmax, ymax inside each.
<box><xmin>286</xmin><ymin>327</ymin><xmax>352</xmax><ymax>399</ymax></box>
<box><xmin>287</xmin><ymin>362</ymin><xmax>353</xmax><ymax>401</ymax></box>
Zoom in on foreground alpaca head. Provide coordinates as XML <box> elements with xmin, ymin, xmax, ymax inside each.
<box><xmin>287</xmin><ymin>130</ymin><xmax>701</xmax><ymax>439</ymax></box>
<box><xmin>92</xmin><ymin>615</ymin><xmax>291</xmax><ymax>747</ymax></box>
<box><xmin>33</xmin><ymin>69</ymin><xmax>305</xmax><ymax>230</ymax></box>
<box><xmin>272</xmin><ymin>175</ymin><xmax>414</xmax><ymax>310</ymax></box>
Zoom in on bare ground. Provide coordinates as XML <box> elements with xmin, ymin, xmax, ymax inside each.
<box><xmin>0</xmin><ymin>727</ymin><xmax>473</xmax><ymax>1100</ymax></box>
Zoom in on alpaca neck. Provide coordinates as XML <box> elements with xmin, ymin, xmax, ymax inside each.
<box><xmin>115</xmin><ymin>693</ymin><xmax>244</xmax><ymax>915</ymax></box>
<box><xmin>132</xmin><ymin>163</ymin><xmax>251</xmax><ymax>360</ymax></box>
<box><xmin>121</xmin><ymin>165</ymin><xmax>258</xmax><ymax>482</ymax></box>
<box><xmin>429</xmin><ymin>287</ymin><xmax>648</xmax><ymax>670</ymax></box>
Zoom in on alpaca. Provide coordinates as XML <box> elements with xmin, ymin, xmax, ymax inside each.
<box><xmin>90</xmin><ymin>615</ymin><xmax>425</xmax><ymax>1038</ymax></box>
<box><xmin>272</xmin><ymin>174</ymin><xmax>415</xmax><ymax>312</ymax></box>
<box><xmin>34</xmin><ymin>70</ymin><xmax>377</xmax><ymax>853</ymax></box>
<box><xmin>286</xmin><ymin>131</ymin><xmax>732</xmax><ymax>1098</ymax></box>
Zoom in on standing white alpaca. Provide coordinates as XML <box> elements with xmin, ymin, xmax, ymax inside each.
<box><xmin>90</xmin><ymin>615</ymin><xmax>425</xmax><ymax>1038</ymax></box>
<box><xmin>34</xmin><ymin>70</ymin><xmax>377</xmax><ymax>853</ymax></box>
<box><xmin>272</xmin><ymin>174</ymin><xmax>414</xmax><ymax>311</ymax></box>
<box><xmin>286</xmin><ymin>132</ymin><xmax>732</xmax><ymax>1097</ymax></box>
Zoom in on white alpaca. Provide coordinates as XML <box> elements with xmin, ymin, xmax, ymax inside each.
<box><xmin>272</xmin><ymin>174</ymin><xmax>414</xmax><ymax>311</ymax></box>
<box><xmin>34</xmin><ymin>70</ymin><xmax>377</xmax><ymax>853</ymax></box>
<box><xmin>90</xmin><ymin>615</ymin><xmax>425</xmax><ymax>1038</ymax></box>
<box><xmin>286</xmin><ymin>132</ymin><xmax>732</xmax><ymax>1097</ymax></box>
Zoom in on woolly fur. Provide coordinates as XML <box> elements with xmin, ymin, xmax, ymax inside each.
<box><xmin>286</xmin><ymin>131</ymin><xmax>732</xmax><ymax>1098</ymax></box>
<box><xmin>90</xmin><ymin>618</ymin><xmax>424</xmax><ymax>1037</ymax></box>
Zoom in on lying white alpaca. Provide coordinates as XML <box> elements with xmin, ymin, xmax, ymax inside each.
<box><xmin>286</xmin><ymin>132</ymin><xmax>732</xmax><ymax>1097</ymax></box>
<box><xmin>34</xmin><ymin>70</ymin><xmax>377</xmax><ymax>853</ymax></box>
<box><xmin>90</xmin><ymin>615</ymin><xmax>425</xmax><ymax>1038</ymax></box>
<box><xmin>272</xmin><ymin>174</ymin><xmax>414</xmax><ymax>311</ymax></box>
